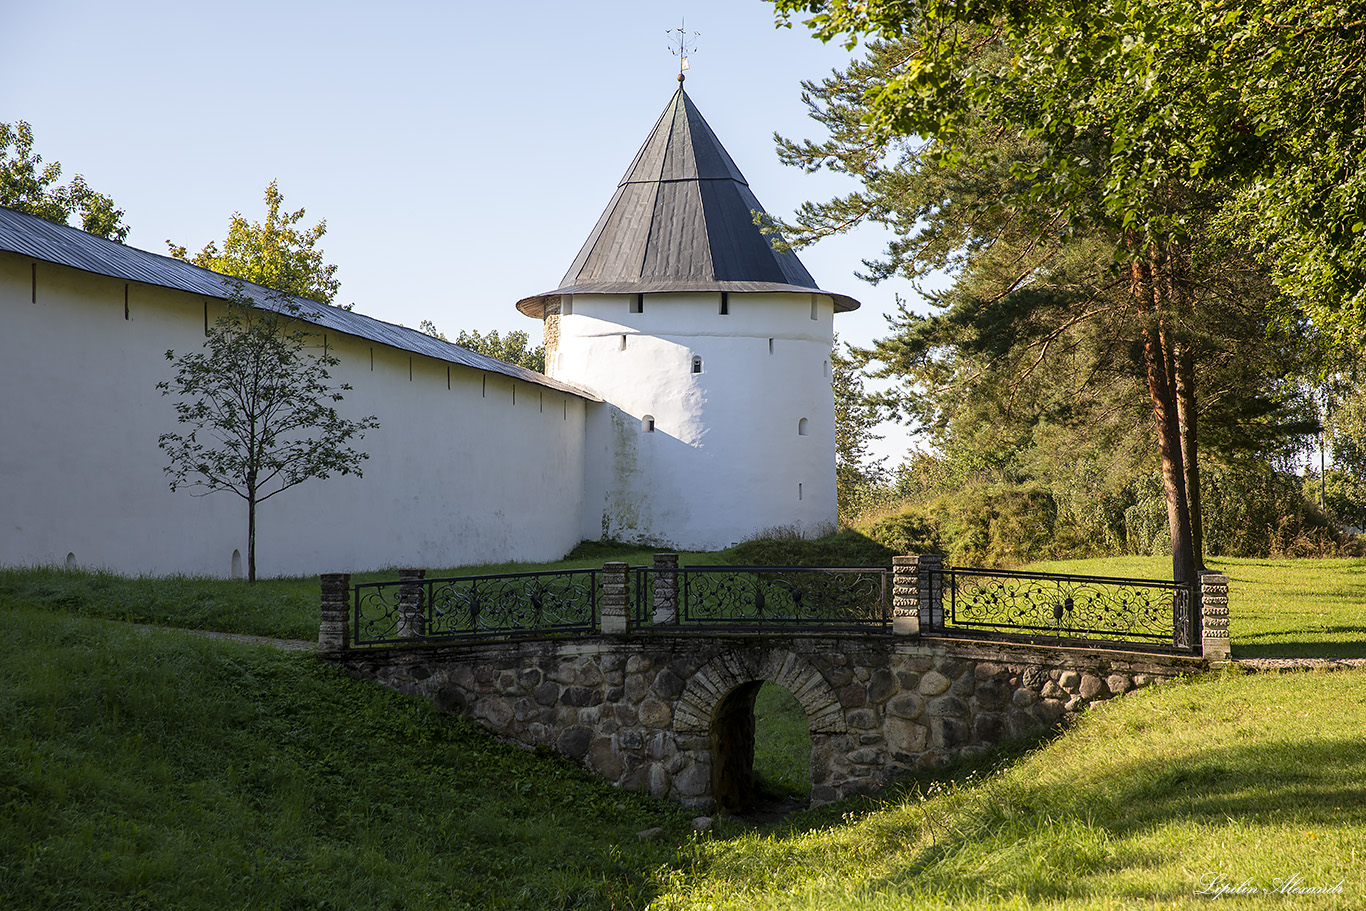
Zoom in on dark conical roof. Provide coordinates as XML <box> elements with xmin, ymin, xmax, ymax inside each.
<box><xmin>516</xmin><ymin>88</ymin><xmax>859</xmax><ymax>317</ymax></box>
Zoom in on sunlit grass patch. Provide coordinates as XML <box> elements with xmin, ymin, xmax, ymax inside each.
<box><xmin>653</xmin><ymin>669</ymin><xmax>1366</xmax><ymax>910</ymax></box>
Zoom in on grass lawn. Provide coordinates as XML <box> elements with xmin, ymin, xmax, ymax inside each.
<box><xmin>0</xmin><ymin>546</ymin><xmax>729</xmax><ymax>642</ymax></box>
<box><xmin>1023</xmin><ymin>555</ymin><xmax>1366</xmax><ymax>658</ymax></box>
<box><xmin>0</xmin><ymin>606</ymin><xmax>695</xmax><ymax>910</ymax></box>
<box><xmin>653</xmin><ymin>667</ymin><xmax>1366</xmax><ymax>910</ymax></box>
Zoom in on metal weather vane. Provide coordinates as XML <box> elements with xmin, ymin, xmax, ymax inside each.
<box><xmin>667</xmin><ymin>19</ymin><xmax>700</xmax><ymax>81</ymax></box>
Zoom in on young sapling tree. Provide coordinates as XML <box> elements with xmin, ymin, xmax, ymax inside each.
<box><xmin>158</xmin><ymin>284</ymin><xmax>379</xmax><ymax>581</ymax></box>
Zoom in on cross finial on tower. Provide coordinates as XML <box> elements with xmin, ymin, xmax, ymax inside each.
<box><xmin>667</xmin><ymin>19</ymin><xmax>699</xmax><ymax>83</ymax></box>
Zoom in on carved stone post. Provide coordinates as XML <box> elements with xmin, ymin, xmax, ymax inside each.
<box><xmin>1199</xmin><ymin>570</ymin><xmax>1231</xmax><ymax>662</ymax></box>
<box><xmin>319</xmin><ymin>573</ymin><xmax>351</xmax><ymax>655</ymax></box>
<box><xmin>891</xmin><ymin>556</ymin><xmax>920</xmax><ymax>635</ymax></box>
<box><xmin>652</xmin><ymin>553</ymin><xmax>679</xmax><ymax>625</ymax></box>
<box><xmin>601</xmin><ymin>562</ymin><xmax>629</xmax><ymax>634</ymax></box>
<box><xmin>397</xmin><ymin>568</ymin><xmax>426</xmax><ymax>638</ymax></box>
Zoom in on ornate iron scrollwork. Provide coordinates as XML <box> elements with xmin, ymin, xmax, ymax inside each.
<box><xmin>352</xmin><ymin>569</ymin><xmax>598</xmax><ymax>645</ymax></box>
<box><xmin>678</xmin><ymin>566</ymin><xmax>890</xmax><ymax>628</ymax></box>
<box><xmin>938</xmin><ymin>567</ymin><xmax>1191</xmax><ymax>647</ymax></box>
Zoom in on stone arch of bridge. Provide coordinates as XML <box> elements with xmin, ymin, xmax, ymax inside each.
<box><xmin>673</xmin><ymin>648</ymin><xmax>846</xmax><ymax>810</ymax></box>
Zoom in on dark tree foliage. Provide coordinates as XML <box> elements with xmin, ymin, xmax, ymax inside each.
<box><xmin>450</xmin><ymin>326</ymin><xmax>547</xmax><ymax>374</ymax></box>
<box><xmin>759</xmin><ymin>8</ymin><xmax>1340</xmax><ymax>579</ymax></box>
<box><xmin>1</xmin><ymin>120</ymin><xmax>129</xmax><ymax>241</ymax></box>
<box><xmin>832</xmin><ymin>335</ymin><xmax>886</xmax><ymax>521</ymax></box>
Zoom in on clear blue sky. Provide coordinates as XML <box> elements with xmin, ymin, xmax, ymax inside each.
<box><xmin>7</xmin><ymin>0</ymin><xmax>927</xmax><ymax>463</ymax></box>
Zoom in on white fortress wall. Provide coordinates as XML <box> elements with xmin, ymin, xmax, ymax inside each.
<box><xmin>1</xmin><ymin>252</ymin><xmax>589</xmax><ymax>577</ymax></box>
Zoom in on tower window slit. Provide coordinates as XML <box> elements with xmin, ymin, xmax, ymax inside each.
<box><xmin>691</xmin><ymin>356</ymin><xmax>702</xmax><ymax>374</ymax></box>
<box><xmin>719</xmin><ymin>292</ymin><xmax>729</xmax><ymax>315</ymax></box>
<box><xmin>631</xmin><ymin>293</ymin><xmax>644</xmax><ymax>314</ymax></box>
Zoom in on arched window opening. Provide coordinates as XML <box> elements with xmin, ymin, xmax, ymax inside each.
<box><xmin>231</xmin><ymin>549</ymin><xmax>243</xmax><ymax>579</ymax></box>
<box><xmin>798</xmin><ymin>417</ymin><xmax>809</xmax><ymax>436</ymax></box>
<box><xmin>711</xmin><ymin>681</ymin><xmax>811</xmax><ymax>812</ymax></box>
<box><xmin>810</xmin><ymin>294</ymin><xmax>819</xmax><ymax>320</ymax></box>
<box><xmin>691</xmin><ymin>356</ymin><xmax>703</xmax><ymax>374</ymax></box>
<box><xmin>642</xmin><ymin>414</ymin><xmax>655</xmax><ymax>433</ymax></box>
<box><xmin>65</xmin><ymin>552</ymin><xmax>76</xmax><ymax>569</ymax></box>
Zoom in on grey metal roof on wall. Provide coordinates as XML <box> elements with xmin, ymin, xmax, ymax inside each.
<box><xmin>516</xmin><ymin>87</ymin><xmax>860</xmax><ymax>317</ymax></box>
<box><xmin>0</xmin><ymin>205</ymin><xmax>597</xmax><ymax>400</ymax></box>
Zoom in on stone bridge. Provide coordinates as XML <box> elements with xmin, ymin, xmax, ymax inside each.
<box><xmin>318</xmin><ymin>559</ymin><xmax>1229</xmax><ymax>810</ymax></box>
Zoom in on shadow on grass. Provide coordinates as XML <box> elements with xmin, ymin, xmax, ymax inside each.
<box><xmin>1233</xmin><ymin>629</ymin><xmax>1366</xmax><ymax>658</ymax></box>
<box><xmin>868</xmin><ymin>734</ymin><xmax>1366</xmax><ymax>904</ymax></box>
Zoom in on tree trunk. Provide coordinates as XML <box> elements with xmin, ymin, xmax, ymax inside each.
<box><xmin>1159</xmin><ymin>245</ymin><xmax>1205</xmax><ymax>572</ymax></box>
<box><xmin>1133</xmin><ymin>258</ymin><xmax>1197</xmax><ymax>584</ymax></box>
<box><xmin>247</xmin><ymin>471</ymin><xmax>257</xmax><ymax>584</ymax></box>
<box><xmin>248</xmin><ymin>495</ymin><xmax>256</xmax><ymax>583</ymax></box>
<box><xmin>1173</xmin><ymin>340</ymin><xmax>1205</xmax><ymax>570</ymax></box>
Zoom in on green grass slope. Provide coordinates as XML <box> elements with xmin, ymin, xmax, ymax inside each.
<box><xmin>653</xmin><ymin>668</ymin><xmax>1366</xmax><ymax>910</ymax></box>
<box><xmin>0</xmin><ymin>607</ymin><xmax>693</xmax><ymax>910</ymax></box>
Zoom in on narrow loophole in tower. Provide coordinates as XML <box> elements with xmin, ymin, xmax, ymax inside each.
<box><xmin>711</xmin><ymin>681</ymin><xmax>811</xmax><ymax>814</ymax></box>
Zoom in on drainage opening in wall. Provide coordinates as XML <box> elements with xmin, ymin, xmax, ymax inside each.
<box><xmin>711</xmin><ymin>681</ymin><xmax>811</xmax><ymax>813</ymax></box>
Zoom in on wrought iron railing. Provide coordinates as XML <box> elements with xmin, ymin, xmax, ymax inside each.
<box><xmin>665</xmin><ymin>565</ymin><xmax>891</xmax><ymax>630</ymax></box>
<box><xmin>928</xmin><ymin>566</ymin><xmax>1195</xmax><ymax>651</ymax></box>
<box><xmin>342</xmin><ymin>561</ymin><xmax>1195</xmax><ymax>651</ymax></box>
<box><xmin>352</xmin><ymin>569</ymin><xmax>598</xmax><ymax>646</ymax></box>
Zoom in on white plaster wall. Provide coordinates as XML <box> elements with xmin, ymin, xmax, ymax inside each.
<box><xmin>0</xmin><ymin>253</ymin><xmax>589</xmax><ymax>577</ymax></box>
<box><xmin>555</xmin><ymin>292</ymin><xmax>838</xmax><ymax>550</ymax></box>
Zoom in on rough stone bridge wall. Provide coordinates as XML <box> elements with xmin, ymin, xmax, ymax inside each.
<box><xmin>329</xmin><ymin>632</ymin><xmax>1207</xmax><ymax>809</ymax></box>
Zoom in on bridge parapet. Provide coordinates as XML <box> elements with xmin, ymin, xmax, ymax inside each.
<box><xmin>321</xmin><ymin>557</ymin><xmax>1223</xmax><ymax>810</ymax></box>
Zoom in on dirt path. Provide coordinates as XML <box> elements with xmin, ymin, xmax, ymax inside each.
<box><xmin>132</xmin><ymin>624</ymin><xmax>315</xmax><ymax>651</ymax></box>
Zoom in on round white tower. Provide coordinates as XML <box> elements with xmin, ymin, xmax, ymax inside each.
<box><xmin>517</xmin><ymin>86</ymin><xmax>860</xmax><ymax>550</ymax></box>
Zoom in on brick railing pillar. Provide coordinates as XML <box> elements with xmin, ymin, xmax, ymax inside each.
<box><xmin>652</xmin><ymin>553</ymin><xmax>679</xmax><ymax>625</ymax></box>
<box><xmin>891</xmin><ymin>556</ymin><xmax>920</xmax><ymax>635</ymax></box>
<box><xmin>917</xmin><ymin>554</ymin><xmax>945</xmax><ymax>631</ymax></box>
<box><xmin>1199</xmin><ymin>570</ymin><xmax>1231</xmax><ymax>662</ymax></box>
<box><xmin>397</xmin><ymin>568</ymin><xmax>426</xmax><ymax>638</ymax></box>
<box><xmin>601</xmin><ymin>562</ymin><xmax>629</xmax><ymax>634</ymax></box>
<box><xmin>319</xmin><ymin>573</ymin><xmax>351</xmax><ymax>655</ymax></box>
